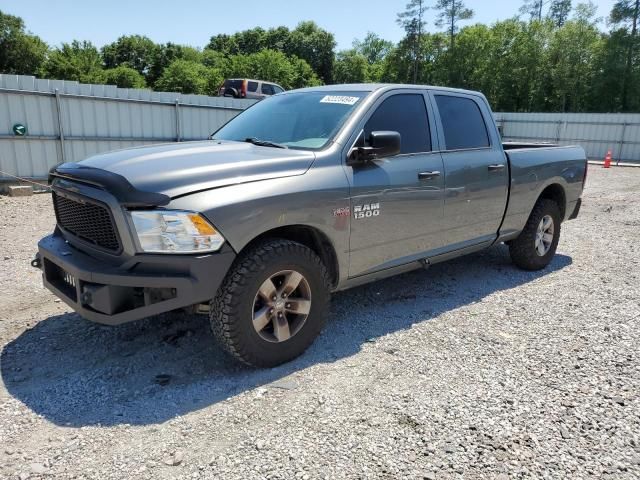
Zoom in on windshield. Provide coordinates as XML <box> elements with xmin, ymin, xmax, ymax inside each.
<box><xmin>212</xmin><ymin>91</ymin><xmax>368</xmax><ymax>150</ymax></box>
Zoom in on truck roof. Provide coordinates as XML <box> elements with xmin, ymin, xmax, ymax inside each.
<box><xmin>288</xmin><ymin>83</ymin><xmax>484</xmax><ymax>97</ymax></box>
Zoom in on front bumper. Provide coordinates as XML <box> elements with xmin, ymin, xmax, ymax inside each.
<box><xmin>36</xmin><ymin>231</ymin><xmax>236</xmax><ymax>325</ymax></box>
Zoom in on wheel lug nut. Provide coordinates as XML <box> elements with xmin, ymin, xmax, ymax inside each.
<box><xmin>286</xmin><ymin>303</ymin><xmax>290</xmax><ymax>308</ymax></box>
<box><xmin>272</xmin><ymin>296</ymin><xmax>277</xmax><ymax>301</ymax></box>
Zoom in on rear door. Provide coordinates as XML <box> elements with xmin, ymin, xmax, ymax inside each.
<box><xmin>430</xmin><ymin>92</ymin><xmax>508</xmax><ymax>248</ymax></box>
<box><xmin>345</xmin><ymin>91</ymin><xmax>445</xmax><ymax>277</ymax></box>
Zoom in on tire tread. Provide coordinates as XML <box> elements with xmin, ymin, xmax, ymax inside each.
<box><xmin>210</xmin><ymin>239</ymin><xmax>330</xmax><ymax>367</ymax></box>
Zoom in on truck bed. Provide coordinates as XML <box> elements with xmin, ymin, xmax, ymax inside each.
<box><xmin>499</xmin><ymin>144</ymin><xmax>587</xmax><ymax>241</ymax></box>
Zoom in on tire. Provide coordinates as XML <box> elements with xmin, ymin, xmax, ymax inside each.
<box><xmin>509</xmin><ymin>198</ymin><xmax>562</xmax><ymax>271</ymax></box>
<box><xmin>210</xmin><ymin>239</ymin><xmax>330</xmax><ymax>367</ymax></box>
<box><xmin>223</xmin><ymin>87</ymin><xmax>238</xmax><ymax>98</ymax></box>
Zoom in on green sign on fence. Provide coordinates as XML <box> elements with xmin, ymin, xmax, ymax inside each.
<box><xmin>13</xmin><ymin>123</ymin><xmax>27</xmax><ymax>136</ymax></box>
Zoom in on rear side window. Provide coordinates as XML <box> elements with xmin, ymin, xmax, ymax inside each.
<box><xmin>364</xmin><ymin>94</ymin><xmax>431</xmax><ymax>154</ymax></box>
<box><xmin>247</xmin><ymin>81</ymin><xmax>258</xmax><ymax>92</ymax></box>
<box><xmin>435</xmin><ymin>95</ymin><xmax>490</xmax><ymax>150</ymax></box>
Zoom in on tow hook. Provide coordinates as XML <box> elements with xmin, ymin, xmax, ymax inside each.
<box><xmin>31</xmin><ymin>253</ymin><xmax>42</xmax><ymax>269</ymax></box>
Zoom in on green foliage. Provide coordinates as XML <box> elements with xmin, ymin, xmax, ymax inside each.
<box><xmin>285</xmin><ymin>22</ymin><xmax>336</xmax><ymax>84</ymax></box>
<box><xmin>206</xmin><ymin>22</ymin><xmax>335</xmax><ymax>83</ymax></box>
<box><xmin>155</xmin><ymin>60</ymin><xmax>222</xmax><ymax>95</ymax></box>
<box><xmin>40</xmin><ymin>40</ymin><xmax>103</xmax><ymax>83</ymax></box>
<box><xmin>102</xmin><ymin>66</ymin><xmax>147</xmax><ymax>89</ymax></box>
<box><xmin>333</xmin><ymin>50</ymin><xmax>369</xmax><ymax>83</ymax></box>
<box><xmin>396</xmin><ymin>0</ymin><xmax>429</xmax><ymax>82</ymax></box>
<box><xmin>547</xmin><ymin>20</ymin><xmax>602</xmax><ymax>111</ymax></box>
<box><xmin>101</xmin><ymin>35</ymin><xmax>158</xmax><ymax>76</ymax></box>
<box><xmin>0</xmin><ymin>10</ymin><xmax>47</xmax><ymax>75</ymax></box>
<box><xmin>434</xmin><ymin>0</ymin><xmax>474</xmax><ymax>47</ymax></box>
<box><xmin>548</xmin><ymin>0</ymin><xmax>573</xmax><ymax>27</ymax></box>
<box><xmin>520</xmin><ymin>1</ymin><xmax>545</xmax><ymax>21</ymax></box>
<box><xmin>147</xmin><ymin>43</ymin><xmax>202</xmax><ymax>87</ymax></box>
<box><xmin>608</xmin><ymin>0</ymin><xmax>639</xmax><ymax>110</ymax></box>
<box><xmin>0</xmin><ymin>7</ymin><xmax>638</xmax><ymax>112</ymax></box>
<box><xmin>220</xmin><ymin>50</ymin><xmax>320</xmax><ymax>90</ymax></box>
<box><xmin>353</xmin><ymin>32</ymin><xmax>394</xmax><ymax>64</ymax></box>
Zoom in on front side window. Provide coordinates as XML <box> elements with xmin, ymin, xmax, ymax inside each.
<box><xmin>364</xmin><ymin>94</ymin><xmax>431</xmax><ymax>154</ymax></box>
<box><xmin>435</xmin><ymin>95</ymin><xmax>490</xmax><ymax>150</ymax></box>
<box><xmin>273</xmin><ymin>85</ymin><xmax>284</xmax><ymax>94</ymax></box>
<box><xmin>213</xmin><ymin>91</ymin><xmax>367</xmax><ymax>150</ymax></box>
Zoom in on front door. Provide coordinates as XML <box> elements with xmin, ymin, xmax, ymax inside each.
<box><xmin>345</xmin><ymin>92</ymin><xmax>445</xmax><ymax>277</ymax></box>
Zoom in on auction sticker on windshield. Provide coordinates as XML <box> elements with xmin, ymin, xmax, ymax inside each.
<box><xmin>320</xmin><ymin>95</ymin><xmax>360</xmax><ymax>105</ymax></box>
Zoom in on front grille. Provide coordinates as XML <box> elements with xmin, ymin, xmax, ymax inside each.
<box><xmin>52</xmin><ymin>192</ymin><xmax>121</xmax><ymax>253</ymax></box>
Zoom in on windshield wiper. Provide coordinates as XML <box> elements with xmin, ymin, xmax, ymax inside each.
<box><xmin>244</xmin><ymin>137</ymin><xmax>288</xmax><ymax>149</ymax></box>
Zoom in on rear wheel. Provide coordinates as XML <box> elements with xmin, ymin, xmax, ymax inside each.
<box><xmin>509</xmin><ymin>199</ymin><xmax>561</xmax><ymax>271</ymax></box>
<box><xmin>210</xmin><ymin>239</ymin><xmax>330</xmax><ymax>367</ymax></box>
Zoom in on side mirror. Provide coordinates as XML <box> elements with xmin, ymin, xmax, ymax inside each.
<box><xmin>351</xmin><ymin>131</ymin><xmax>401</xmax><ymax>164</ymax></box>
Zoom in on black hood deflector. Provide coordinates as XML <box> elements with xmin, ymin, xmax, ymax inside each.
<box><xmin>49</xmin><ymin>163</ymin><xmax>170</xmax><ymax>207</ymax></box>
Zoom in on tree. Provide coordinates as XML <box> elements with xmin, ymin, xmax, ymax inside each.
<box><xmin>333</xmin><ymin>49</ymin><xmax>369</xmax><ymax>83</ymax></box>
<box><xmin>288</xmin><ymin>56</ymin><xmax>323</xmax><ymax>88</ymax></box>
<box><xmin>207</xmin><ymin>23</ymin><xmax>335</xmax><ymax>84</ymax></box>
<box><xmin>520</xmin><ymin>0</ymin><xmax>545</xmax><ymax>21</ymax></box>
<box><xmin>448</xmin><ymin>24</ymin><xmax>495</xmax><ymax>91</ymax></box>
<box><xmin>102</xmin><ymin>66</ymin><xmax>146</xmax><ymax>89</ymax></box>
<box><xmin>589</xmin><ymin>30</ymin><xmax>629</xmax><ymax>110</ymax></box>
<box><xmin>147</xmin><ymin>43</ymin><xmax>202</xmax><ymax>87</ymax></box>
<box><xmin>610</xmin><ymin>0</ymin><xmax>640</xmax><ymax>110</ymax></box>
<box><xmin>40</xmin><ymin>41</ymin><xmax>103</xmax><ymax>83</ymax></box>
<box><xmin>547</xmin><ymin>20</ymin><xmax>601</xmax><ymax>111</ymax></box>
<box><xmin>205</xmin><ymin>34</ymin><xmax>239</xmax><ymax>56</ymax></box>
<box><xmin>154</xmin><ymin>59</ymin><xmax>221</xmax><ymax>95</ymax></box>
<box><xmin>548</xmin><ymin>0</ymin><xmax>573</xmax><ymax>27</ymax></box>
<box><xmin>285</xmin><ymin>22</ymin><xmax>335</xmax><ymax>83</ymax></box>
<box><xmin>573</xmin><ymin>1</ymin><xmax>600</xmax><ymax>23</ymax></box>
<box><xmin>397</xmin><ymin>0</ymin><xmax>429</xmax><ymax>83</ymax></box>
<box><xmin>353</xmin><ymin>32</ymin><xmax>394</xmax><ymax>64</ymax></box>
<box><xmin>434</xmin><ymin>0</ymin><xmax>474</xmax><ymax>49</ymax></box>
<box><xmin>0</xmin><ymin>10</ymin><xmax>47</xmax><ymax>75</ymax></box>
<box><xmin>101</xmin><ymin>35</ymin><xmax>158</xmax><ymax>77</ymax></box>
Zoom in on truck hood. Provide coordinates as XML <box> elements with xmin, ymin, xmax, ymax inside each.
<box><xmin>74</xmin><ymin>140</ymin><xmax>316</xmax><ymax>198</ymax></box>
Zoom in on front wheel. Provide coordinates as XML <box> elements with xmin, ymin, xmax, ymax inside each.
<box><xmin>210</xmin><ymin>239</ymin><xmax>330</xmax><ymax>367</ymax></box>
<box><xmin>509</xmin><ymin>199</ymin><xmax>561</xmax><ymax>271</ymax></box>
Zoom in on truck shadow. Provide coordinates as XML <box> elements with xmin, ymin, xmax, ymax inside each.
<box><xmin>1</xmin><ymin>245</ymin><xmax>571</xmax><ymax>427</ymax></box>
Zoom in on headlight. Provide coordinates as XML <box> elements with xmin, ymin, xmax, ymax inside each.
<box><xmin>130</xmin><ymin>210</ymin><xmax>225</xmax><ymax>253</ymax></box>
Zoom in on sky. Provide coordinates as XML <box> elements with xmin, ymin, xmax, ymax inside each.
<box><xmin>5</xmin><ymin>0</ymin><xmax>618</xmax><ymax>51</ymax></box>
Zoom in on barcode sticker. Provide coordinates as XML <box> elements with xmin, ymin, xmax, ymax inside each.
<box><xmin>320</xmin><ymin>95</ymin><xmax>360</xmax><ymax>105</ymax></box>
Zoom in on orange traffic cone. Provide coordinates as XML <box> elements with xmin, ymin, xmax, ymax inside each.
<box><xmin>603</xmin><ymin>150</ymin><xmax>612</xmax><ymax>168</ymax></box>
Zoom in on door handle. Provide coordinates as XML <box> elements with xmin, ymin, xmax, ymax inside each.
<box><xmin>418</xmin><ymin>171</ymin><xmax>441</xmax><ymax>180</ymax></box>
<box><xmin>488</xmin><ymin>164</ymin><xmax>505</xmax><ymax>171</ymax></box>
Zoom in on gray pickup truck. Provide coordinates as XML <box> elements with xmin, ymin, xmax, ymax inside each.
<box><xmin>35</xmin><ymin>84</ymin><xmax>587</xmax><ymax>367</ymax></box>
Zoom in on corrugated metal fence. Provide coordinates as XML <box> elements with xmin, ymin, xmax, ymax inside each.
<box><xmin>494</xmin><ymin>112</ymin><xmax>640</xmax><ymax>164</ymax></box>
<box><xmin>2</xmin><ymin>74</ymin><xmax>639</xmax><ymax>181</ymax></box>
<box><xmin>0</xmin><ymin>74</ymin><xmax>256</xmax><ymax>180</ymax></box>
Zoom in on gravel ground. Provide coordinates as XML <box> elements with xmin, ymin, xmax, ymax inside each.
<box><xmin>0</xmin><ymin>166</ymin><xmax>639</xmax><ymax>479</ymax></box>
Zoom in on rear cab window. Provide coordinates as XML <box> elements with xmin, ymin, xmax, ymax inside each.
<box><xmin>364</xmin><ymin>94</ymin><xmax>431</xmax><ymax>154</ymax></box>
<box><xmin>434</xmin><ymin>95</ymin><xmax>490</xmax><ymax>150</ymax></box>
